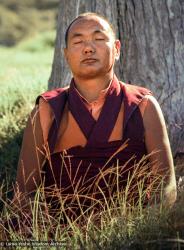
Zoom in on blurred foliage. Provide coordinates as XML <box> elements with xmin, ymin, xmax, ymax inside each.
<box><xmin>17</xmin><ymin>30</ymin><xmax>56</xmax><ymax>52</ymax></box>
<box><xmin>0</xmin><ymin>0</ymin><xmax>59</xmax><ymax>9</ymax></box>
<box><xmin>0</xmin><ymin>0</ymin><xmax>59</xmax><ymax>46</ymax></box>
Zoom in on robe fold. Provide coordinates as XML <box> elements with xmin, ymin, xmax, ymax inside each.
<box><xmin>36</xmin><ymin>76</ymin><xmax>152</xmax><ymax>216</ymax></box>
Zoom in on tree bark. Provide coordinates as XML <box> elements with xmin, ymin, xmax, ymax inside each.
<box><xmin>49</xmin><ymin>0</ymin><xmax>184</xmax><ymax>155</ymax></box>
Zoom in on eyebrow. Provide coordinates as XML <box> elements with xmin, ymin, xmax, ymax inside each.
<box><xmin>70</xmin><ymin>33</ymin><xmax>83</xmax><ymax>40</ymax></box>
<box><xmin>70</xmin><ymin>29</ymin><xmax>107</xmax><ymax>40</ymax></box>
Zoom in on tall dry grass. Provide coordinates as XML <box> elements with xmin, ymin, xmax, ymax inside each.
<box><xmin>0</xmin><ymin>152</ymin><xmax>183</xmax><ymax>249</ymax></box>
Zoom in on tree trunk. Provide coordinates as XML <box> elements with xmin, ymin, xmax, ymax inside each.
<box><xmin>49</xmin><ymin>0</ymin><xmax>184</xmax><ymax>155</ymax></box>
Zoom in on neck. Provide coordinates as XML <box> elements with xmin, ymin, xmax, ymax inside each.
<box><xmin>73</xmin><ymin>73</ymin><xmax>114</xmax><ymax>102</ymax></box>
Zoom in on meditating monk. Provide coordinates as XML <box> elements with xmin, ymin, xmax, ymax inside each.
<box><xmin>14</xmin><ymin>12</ymin><xmax>176</xmax><ymax>217</ymax></box>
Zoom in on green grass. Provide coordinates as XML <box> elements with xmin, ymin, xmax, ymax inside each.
<box><xmin>0</xmin><ymin>33</ymin><xmax>54</xmax><ymax>187</ymax></box>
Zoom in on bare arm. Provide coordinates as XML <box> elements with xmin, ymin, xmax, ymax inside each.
<box><xmin>13</xmin><ymin>105</ymin><xmax>46</xmax><ymax>205</ymax></box>
<box><xmin>140</xmin><ymin>95</ymin><xmax>177</xmax><ymax>206</ymax></box>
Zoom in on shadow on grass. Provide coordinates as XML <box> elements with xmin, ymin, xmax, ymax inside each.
<box><xmin>0</xmin><ymin>129</ymin><xmax>24</xmax><ymax>211</ymax></box>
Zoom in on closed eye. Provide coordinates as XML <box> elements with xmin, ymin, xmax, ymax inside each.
<box><xmin>95</xmin><ymin>38</ymin><xmax>105</xmax><ymax>41</ymax></box>
<box><xmin>74</xmin><ymin>40</ymin><xmax>83</xmax><ymax>44</ymax></box>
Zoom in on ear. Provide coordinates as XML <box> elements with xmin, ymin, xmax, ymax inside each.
<box><xmin>114</xmin><ymin>40</ymin><xmax>121</xmax><ymax>60</ymax></box>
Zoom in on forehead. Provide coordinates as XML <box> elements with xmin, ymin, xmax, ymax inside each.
<box><xmin>68</xmin><ymin>16</ymin><xmax>113</xmax><ymax>37</ymax></box>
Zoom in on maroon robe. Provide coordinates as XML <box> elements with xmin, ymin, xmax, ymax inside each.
<box><xmin>36</xmin><ymin>76</ymin><xmax>152</xmax><ymax>217</ymax></box>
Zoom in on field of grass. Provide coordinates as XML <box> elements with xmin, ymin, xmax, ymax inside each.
<box><xmin>0</xmin><ymin>31</ymin><xmax>54</xmax><ymax>187</ymax></box>
<box><xmin>0</xmin><ymin>32</ymin><xmax>184</xmax><ymax>249</ymax></box>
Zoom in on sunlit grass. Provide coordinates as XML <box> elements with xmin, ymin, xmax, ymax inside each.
<box><xmin>0</xmin><ymin>36</ymin><xmax>53</xmax><ymax>188</ymax></box>
<box><xmin>0</xmin><ymin>43</ymin><xmax>52</xmax><ymax>116</ymax></box>
<box><xmin>0</xmin><ymin>157</ymin><xmax>183</xmax><ymax>249</ymax></box>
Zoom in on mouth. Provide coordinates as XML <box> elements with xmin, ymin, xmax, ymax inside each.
<box><xmin>81</xmin><ymin>58</ymin><xmax>98</xmax><ymax>64</ymax></box>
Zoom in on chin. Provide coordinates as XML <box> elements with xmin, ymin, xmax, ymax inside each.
<box><xmin>77</xmin><ymin>73</ymin><xmax>96</xmax><ymax>79</ymax></box>
<box><xmin>77</xmin><ymin>70</ymin><xmax>106</xmax><ymax>79</ymax></box>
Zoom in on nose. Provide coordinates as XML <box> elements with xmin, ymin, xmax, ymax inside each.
<box><xmin>83</xmin><ymin>41</ymin><xmax>95</xmax><ymax>54</ymax></box>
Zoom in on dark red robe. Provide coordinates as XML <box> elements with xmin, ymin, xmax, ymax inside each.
<box><xmin>36</xmin><ymin>76</ymin><xmax>152</xmax><ymax>217</ymax></box>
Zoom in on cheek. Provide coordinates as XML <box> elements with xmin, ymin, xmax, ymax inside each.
<box><xmin>104</xmin><ymin>47</ymin><xmax>116</xmax><ymax>63</ymax></box>
<box><xmin>66</xmin><ymin>47</ymin><xmax>80</xmax><ymax>58</ymax></box>
<box><xmin>67</xmin><ymin>52</ymin><xmax>79</xmax><ymax>65</ymax></box>
<box><xmin>110</xmin><ymin>47</ymin><xmax>117</xmax><ymax>60</ymax></box>
<box><xmin>104</xmin><ymin>44</ymin><xmax>115</xmax><ymax>57</ymax></box>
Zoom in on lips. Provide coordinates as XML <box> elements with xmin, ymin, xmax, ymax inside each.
<box><xmin>81</xmin><ymin>58</ymin><xmax>98</xmax><ymax>63</ymax></box>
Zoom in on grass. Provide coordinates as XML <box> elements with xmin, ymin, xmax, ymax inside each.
<box><xmin>0</xmin><ymin>32</ymin><xmax>54</xmax><ymax>188</ymax></box>
<box><xmin>0</xmin><ymin>156</ymin><xmax>184</xmax><ymax>249</ymax></box>
<box><xmin>0</xmin><ymin>32</ymin><xmax>184</xmax><ymax>249</ymax></box>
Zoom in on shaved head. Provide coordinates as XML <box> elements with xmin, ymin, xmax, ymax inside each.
<box><xmin>65</xmin><ymin>12</ymin><xmax>116</xmax><ymax>47</ymax></box>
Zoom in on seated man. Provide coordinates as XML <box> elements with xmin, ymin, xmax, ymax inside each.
<box><xmin>14</xmin><ymin>12</ymin><xmax>176</xmax><ymax>217</ymax></box>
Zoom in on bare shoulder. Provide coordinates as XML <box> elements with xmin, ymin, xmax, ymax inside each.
<box><xmin>144</xmin><ymin>95</ymin><xmax>162</xmax><ymax>110</ymax></box>
<box><xmin>140</xmin><ymin>94</ymin><xmax>162</xmax><ymax>112</ymax></box>
<box><xmin>140</xmin><ymin>95</ymin><xmax>167</xmax><ymax>130</ymax></box>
